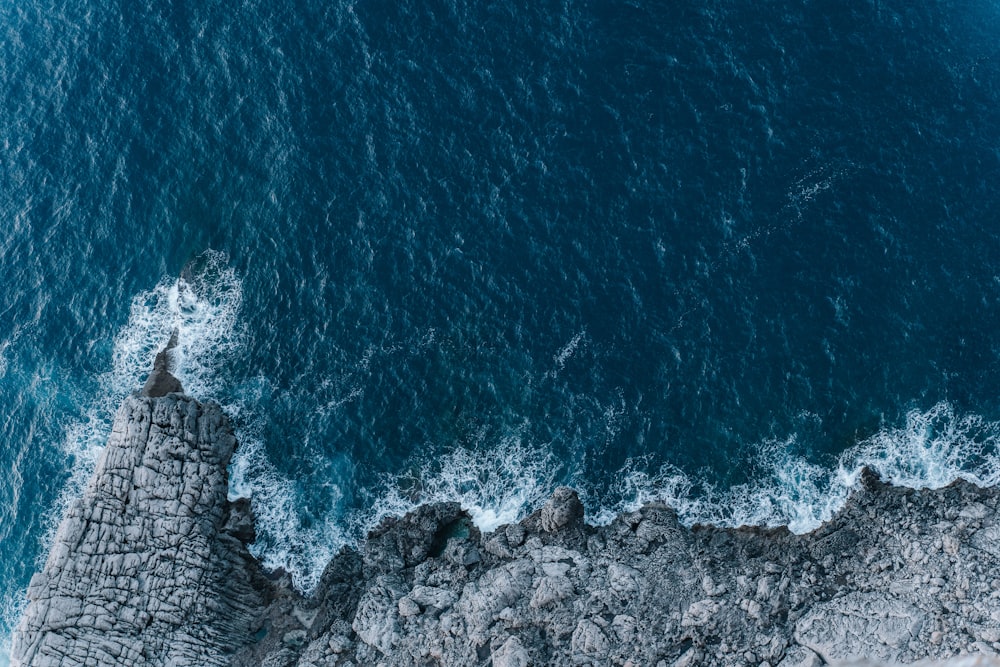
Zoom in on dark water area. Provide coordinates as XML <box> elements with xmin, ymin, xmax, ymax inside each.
<box><xmin>2</xmin><ymin>0</ymin><xmax>1000</xmax><ymax>653</ymax></box>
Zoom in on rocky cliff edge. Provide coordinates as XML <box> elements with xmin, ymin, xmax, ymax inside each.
<box><xmin>13</xmin><ymin>387</ymin><xmax>1000</xmax><ymax>667</ymax></box>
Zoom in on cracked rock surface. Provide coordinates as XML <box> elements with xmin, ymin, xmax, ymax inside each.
<box><xmin>13</xmin><ymin>390</ymin><xmax>1000</xmax><ymax>666</ymax></box>
<box><xmin>11</xmin><ymin>393</ymin><xmax>271</xmax><ymax>667</ymax></box>
<box><xmin>239</xmin><ymin>474</ymin><xmax>1000</xmax><ymax>667</ymax></box>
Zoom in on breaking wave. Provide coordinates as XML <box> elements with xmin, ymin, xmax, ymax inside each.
<box><xmin>236</xmin><ymin>400</ymin><xmax>1000</xmax><ymax>594</ymax></box>
<box><xmin>594</xmin><ymin>402</ymin><xmax>1000</xmax><ymax>534</ymax></box>
<box><xmin>356</xmin><ymin>435</ymin><xmax>561</xmax><ymax>536</ymax></box>
<box><xmin>228</xmin><ymin>426</ymin><xmax>348</xmax><ymax>595</ymax></box>
<box><xmin>45</xmin><ymin>250</ymin><xmax>245</xmax><ymax>549</ymax></box>
<box><xmin>24</xmin><ymin>257</ymin><xmax>1000</xmax><ymax>597</ymax></box>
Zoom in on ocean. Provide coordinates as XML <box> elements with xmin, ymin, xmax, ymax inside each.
<box><xmin>2</xmin><ymin>0</ymin><xmax>1000</xmax><ymax>659</ymax></box>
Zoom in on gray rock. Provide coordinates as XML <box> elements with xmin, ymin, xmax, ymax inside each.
<box><xmin>351</xmin><ymin>575</ymin><xmax>406</xmax><ymax>654</ymax></box>
<box><xmin>529</xmin><ymin>574</ymin><xmax>574</xmax><ymax>609</ymax></box>
<box><xmin>681</xmin><ymin>598</ymin><xmax>723</xmax><ymax>628</ymax></box>
<box><xmin>10</xmin><ymin>393</ymin><xmax>269</xmax><ymax>666</ymax></box>
<box><xmin>794</xmin><ymin>593</ymin><xmax>925</xmax><ymax>664</ymax></box>
<box><xmin>17</xmin><ymin>373</ymin><xmax>1000</xmax><ymax>667</ymax></box>
<box><xmin>492</xmin><ymin>636</ymin><xmax>530</xmax><ymax>667</ymax></box>
<box><xmin>571</xmin><ymin>618</ymin><xmax>610</xmax><ymax>659</ymax></box>
<box><xmin>140</xmin><ymin>330</ymin><xmax>183</xmax><ymax>397</ymax></box>
<box><xmin>776</xmin><ymin>645</ymin><xmax>823</xmax><ymax>667</ymax></box>
<box><xmin>407</xmin><ymin>585</ymin><xmax>457</xmax><ymax>613</ymax></box>
<box><xmin>538</xmin><ymin>486</ymin><xmax>585</xmax><ymax>533</ymax></box>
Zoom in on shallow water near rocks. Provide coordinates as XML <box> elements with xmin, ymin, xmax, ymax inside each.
<box><xmin>2</xmin><ymin>0</ymin><xmax>1000</xmax><ymax>659</ymax></box>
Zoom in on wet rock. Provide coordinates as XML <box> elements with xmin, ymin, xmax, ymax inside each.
<box><xmin>538</xmin><ymin>486</ymin><xmax>585</xmax><ymax>533</ymax></box>
<box><xmin>362</xmin><ymin>502</ymin><xmax>469</xmax><ymax>573</ymax></box>
<box><xmin>140</xmin><ymin>331</ymin><xmax>183</xmax><ymax>398</ymax></box>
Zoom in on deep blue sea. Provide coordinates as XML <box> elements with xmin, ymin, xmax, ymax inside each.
<box><xmin>2</xmin><ymin>0</ymin><xmax>1000</xmax><ymax>658</ymax></box>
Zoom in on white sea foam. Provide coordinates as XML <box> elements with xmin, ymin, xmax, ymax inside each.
<box><xmin>0</xmin><ymin>593</ymin><xmax>23</xmax><ymax>667</ymax></box>
<box><xmin>356</xmin><ymin>436</ymin><xmax>560</xmax><ymax>537</ymax></box>
<box><xmin>111</xmin><ymin>249</ymin><xmax>244</xmax><ymax>398</ymax></box>
<box><xmin>228</xmin><ymin>429</ymin><xmax>346</xmax><ymax>595</ymax></box>
<box><xmin>31</xmin><ymin>251</ymin><xmax>1000</xmax><ymax>603</ymax></box>
<box><xmin>550</xmin><ymin>330</ymin><xmax>586</xmax><ymax>376</ymax></box>
<box><xmin>0</xmin><ymin>340</ymin><xmax>9</xmax><ymax>380</ymax></box>
<box><xmin>595</xmin><ymin>402</ymin><xmax>1000</xmax><ymax>534</ymax></box>
<box><xmin>44</xmin><ymin>250</ymin><xmax>245</xmax><ymax>554</ymax></box>
<box><xmin>295</xmin><ymin>399</ymin><xmax>1000</xmax><ymax>602</ymax></box>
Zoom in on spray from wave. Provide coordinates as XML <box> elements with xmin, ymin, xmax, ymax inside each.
<box><xmin>228</xmin><ymin>426</ymin><xmax>349</xmax><ymax>595</ymax></box>
<box><xmin>0</xmin><ymin>594</ymin><xmax>23</xmax><ymax>667</ymax></box>
<box><xmin>356</xmin><ymin>435</ymin><xmax>560</xmax><ymax>536</ymax></box>
<box><xmin>345</xmin><ymin>402</ymin><xmax>1000</xmax><ymax>558</ymax></box>
<box><xmin>44</xmin><ymin>249</ymin><xmax>245</xmax><ymax>544</ymax></box>
<box><xmin>246</xmin><ymin>400</ymin><xmax>1000</xmax><ymax>594</ymax></box>
<box><xmin>111</xmin><ymin>250</ymin><xmax>245</xmax><ymax>399</ymax></box>
<box><xmin>594</xmin><ymin>402</ymin><xmax>1000</xmax><ymax>534</ymax></box>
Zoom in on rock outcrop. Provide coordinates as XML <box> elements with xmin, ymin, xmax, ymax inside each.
<box><xmin>141</xmin><ymin>330</ymin><xmax>183</xmax><ymax>398</ymax></box>
<box><xmin>244</xmin><ymin>474</ymin><xmax>1000</xmax><ymax>667</ymax></box>
<box><xmin>11</xmin><ymin>393</ymin><xmax>272</xmax><ymax>666</ymax></box>
<box><xmin>13</xmin><ymin>380</ymin><xmax>1000</xmax><ymax>666</ymax></box>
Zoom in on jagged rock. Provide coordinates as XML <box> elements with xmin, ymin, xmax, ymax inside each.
<box><xmin>529</xmin><ymin>573</ymin><xmax>574</xmax><ymax>608</ymax></box>
<box><xmin>681</xmin><ymin>598</ymin><xmax>723</xmax><ymax>628</ymax></box>
<box><xmin>571</xmin><ymin>618</ymin><xmax>610</xmax><ymax>659</ymax></box>
<box><xmin>17</xmin><ymin>377</ymin><xmax>1000</xmax><ymax>667</ymax></box>
<box><xmin>350</xmin><ymin>575</ymin><xmax>406</xmax><ymax>655</ymax></box>
<box><xmin>11</xmin><ymin>393</ymin><xmax>269</xmax><ymax>666</ymax></box>
<box><xmin>407</xmin><ymin>585</ymin><xmax>458</xmax><ymax>613</ymax></box>
<box><xmin>492</xmin><ymin>635</ymin><xmax>529</xmax><ymax>667</ymax></box>
<box><xmin>538</xmin><ymin>486</ymin><xmax>585</xmax><ymax>533</ymax></box>
<box><xmin>362</xmin><ymin>502</ymin><xmax>471</xmax><ymax>573</ymax></box>
<box><xmin>776</xmin><ymin>645</ymin><xmax>823</xmax><ymax>667</ymax></box>
<box><xmin>140</xmin><ymin>330</ymin><xmax>183</xmax><ymax>398</ymax></box>
<box><xmin>849</xmin><ymin>657</ymin><xmax>1000</xmax><ymax>666</ymax></box>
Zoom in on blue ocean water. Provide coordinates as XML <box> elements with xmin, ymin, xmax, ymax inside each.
<box><xmin>2</xmin><ymin>0</ymin><xmax>1000</xmax><ymax>658</ymax></box>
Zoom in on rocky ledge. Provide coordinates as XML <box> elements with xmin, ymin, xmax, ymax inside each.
<box><xmin>12</xmin><ymin>388</ymin><xmax>1000</xmax><ymax>666</ymax></box>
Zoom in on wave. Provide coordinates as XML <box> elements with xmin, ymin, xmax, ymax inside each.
<box><xmin>331</xmin><ymin>402</ymin><xmax>1000</xmax><ymax>564</ymax></box>
<box><xmin>235</xmin><ymin>400</ymin><xmax>1000</xmax><ymax>595</ymax></box>
<box><xmin>228</xmin><ymin>425</ymin><xmax>348</xmax><ymax>596</ymax></box>
<box><xmin>227</xmin><ymin>430</ymin><xmax>561</xmax><ymax>594</ymax></box>
<box><xmin>592</xmin><ymin>402</ymin><xmax>1000</xmax><ymax>534</ymax></box>
<box><xmin>20</xmin><ymin>253</ymin><xmax>1000</xmax><ymax>602</ymax></box>
<box><xmin>355</xmin><ymin>435</ymin><xmax>561</xmax><ymax>536</ymax></box>
<box><xmin>43</xmin><ymin>249</ymin><xmax>245</xmax><ymax>556</ymax></box>
<box><xmin>0</xmin><ymin>592</ymin><xmax>23</xmax><ymax>667</ymax></box>
<box><xmin>111</xmin><ymin>249</ymin><xmax>245</xmax><ymax>399</ymax></box>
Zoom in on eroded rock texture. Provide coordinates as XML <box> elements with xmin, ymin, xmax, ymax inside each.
<box><xmin>13</xmin><ymin>389</ymin><xmax>1000</xmax><ymax>666</ymax></box>
<box><xmin>11</xmin><ymin>394</ymin><xmax>271</xmax><ymax>666</ymax></box>
<box><xmin>237</xmin><ymin>478</ymin><xmax>1000</xmax><ymax>667</ymax></box>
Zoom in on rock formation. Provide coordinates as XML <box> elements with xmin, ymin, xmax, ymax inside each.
<box><xmin>12</xmin><ymin>370</ymin><xmax>1000</xmax><ymax>665</ymax></box>
<box><xmin>141</xmin><ymin>330</ymin><xmax>183</xmax><ymax>398</ymax></box>
<box><xmin>10</xmin><ymin>393</ymin><xmax>271</xmax><ymax>666</ymax></box>
<box><xmin>237</xmin><ymin>475</ymin><xmax>1000</xmax><ymax>667</ymax></box>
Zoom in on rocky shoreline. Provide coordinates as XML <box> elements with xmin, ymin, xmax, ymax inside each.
<box><xmin>11</xmin><ymin>387</ymin><xmax>1000</xmax><ymax>666</ymax></box>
